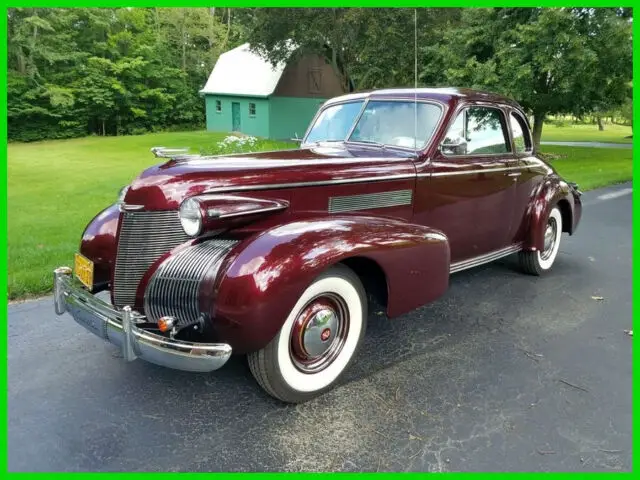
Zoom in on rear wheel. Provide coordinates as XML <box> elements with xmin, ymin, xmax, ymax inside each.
<box><xmin>519</xmin><ymin>206</ymin><xmax>563</xmax><ymax>275</ymax></box>
<box><xmin>248</xmin><ymin>265</ymin><xmax>366</xmax><ymax>403</ymax></box>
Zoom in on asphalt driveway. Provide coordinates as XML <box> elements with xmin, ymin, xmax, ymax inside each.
<box><xmin>8</xmin><ymin>183</ymin><xmax>633</xmax><ymax>472</ymax></box>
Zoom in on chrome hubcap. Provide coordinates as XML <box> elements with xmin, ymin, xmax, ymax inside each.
<box><xmin>290</xmin><ymin>294</ymin><xmax>349</xmax><ymax>373</ymax></box>
<box><xmin>541</xmin><ymin>217</ymin><xmax>558</xmax><ymax>260</ymax></box>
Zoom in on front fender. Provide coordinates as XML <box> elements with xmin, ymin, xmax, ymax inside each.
<box><xmin>209</xmin><ymin>216</ymin><xmax>450</xmax><ymax>353</ymax></box>
<box><xmin>79</xmin><ymin>203</ymin><xmax>120</xmax><ymax>291</ymax></box>
<box><xmin>523</xmin><ymin>176</ymin><xmax>581</xmax><ymax>252</ymax></box>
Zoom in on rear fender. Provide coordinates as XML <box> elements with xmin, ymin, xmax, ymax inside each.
<box><xmin>523</xmin><ymin>176</ymin><xmax>580</xmax><ymax>252</ymax></box>
<box><xmin>209</xmin><ymin>216</ymin><xmax>450</xmax><ymax>353</ymax></box>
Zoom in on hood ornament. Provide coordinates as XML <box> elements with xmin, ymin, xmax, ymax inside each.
<box><xmin>151</xmin><ymin>146</ymin><xmax>202</xmax><ymax>162</ymax></box>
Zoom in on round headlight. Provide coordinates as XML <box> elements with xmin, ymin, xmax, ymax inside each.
<box><xmin>179</xmin><ymin>198</ymin><xmax>203</xmax><ymax>237</ymax></box>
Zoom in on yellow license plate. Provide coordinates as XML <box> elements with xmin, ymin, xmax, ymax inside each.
<box><xmin>74</xmin><ymin>253</ymin><xmax>94</xmax><ymax>289</ymax></box>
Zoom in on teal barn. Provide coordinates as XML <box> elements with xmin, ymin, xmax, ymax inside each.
<box><xmin>200</xmin><ymin>43</ymin><xmax>347</xmax><ymax>140</ymax></box>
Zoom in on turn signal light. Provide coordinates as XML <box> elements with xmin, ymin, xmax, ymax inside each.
<box><xmin>157</xmin><ymin>316</ymin><xmax>176</xmax><ymax>333</ymax></box>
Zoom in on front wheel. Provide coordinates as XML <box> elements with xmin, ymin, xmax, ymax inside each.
<box><xmin>519</xmin><ymin>206</ymin><xmax>563</xmax><ymax>275</ymax></box>
<box><xmin>248</xmin><ymin>264</ymin><xmax>367</xmax><ymax>403</ymax></box>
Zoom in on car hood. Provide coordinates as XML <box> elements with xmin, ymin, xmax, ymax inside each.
<box><xmin>123</xmin><ymin>144</ymin><xmax>417</xmax><ymax>210</ymax></box>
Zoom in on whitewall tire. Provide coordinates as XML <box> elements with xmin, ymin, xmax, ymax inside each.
<box><xmin>248</xmin><ymin>264</ymin><xmax>367</xmax><ymax>403</ymax></box>
<box><xmin>519</xmin><ymin>206</ymin><xmax>563</xmax><ymax>275</ymax></box>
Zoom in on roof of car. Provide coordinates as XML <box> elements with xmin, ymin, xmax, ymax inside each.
<box><xmin>323</xmin><ymin>87</ymin><xmax>522</xmax><ymax>109</ymax></box>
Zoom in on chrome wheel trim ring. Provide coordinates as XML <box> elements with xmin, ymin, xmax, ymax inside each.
<box><xmin>289</xmin><ymin>294</ymin><xmax>349</xmax><ymax>374</ymax></box>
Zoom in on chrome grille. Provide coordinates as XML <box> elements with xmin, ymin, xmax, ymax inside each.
<box><xmin>113</xmin><ymin>210</ymin><xmax>190</xmax><ymax>308</ymax></box>
<box><xmin>144</xmin><ymin>239</ymin><xmax>238</xmax><ymax>325</ymax></box>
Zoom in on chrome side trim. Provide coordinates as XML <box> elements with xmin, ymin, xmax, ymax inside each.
<box><xmin>328</xmin><ymin>189</ymin><xmax>413</xmax><ymax>213</ymax></box>
<box><xmin>207</xmin><ymin>204</ymin><xmax>286</xmax><ymax>218</ymax></box>
<box><xmin>417</xmin><ymin>166</ymin><xmax>523</xmax><ymax>178</ymax></box>
<box><xmin>202</xmin><ymin>174</ymin><xmax>415</xmax><ymax>194</ymax></box>
<box><xmin>144</xmin><ymin>239</ymin><xmax>238</xmax><ymax>325</ymax></box>
<box><xmin>425</xmin><ymin>232</ymin><xmax>448</xmax><ymax>242</ymax></box>
<box><xmin>196</xmin><ymin>194</ymin><xmax>289</xmax><ymax>219</ymax></box>
<box><xmin>53</xmin><ymin>268</ymin><xmax>232</xmax><ymax>373</ymax></box>
<box><xmin>450</xmin><ymin>243</ymin><xmax>522</xmax><ymax>274</ymax></box>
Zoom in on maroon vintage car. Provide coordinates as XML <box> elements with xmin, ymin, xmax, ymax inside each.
<box><xmin>54</xmin><ymin>88</ymin><xmax>582</xmax><ymax>403</ymax></box>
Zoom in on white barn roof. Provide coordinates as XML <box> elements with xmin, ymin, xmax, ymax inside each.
<box><xmin>199</xmin><ymin>43</ymin><xmax>288</xmax><ymax>98</ymax></box>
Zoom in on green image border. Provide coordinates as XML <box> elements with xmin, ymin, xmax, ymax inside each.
<box><xmin>2</xmin><ymin>0</ymin><xmax>635</xmax><ymax>475</ymax></box>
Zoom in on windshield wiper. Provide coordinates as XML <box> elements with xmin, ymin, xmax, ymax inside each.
<box><xmin>346</xmin><ymin>139</ymin><xmax>387</xmax><ymax>150</ymax></box>
<box><xmin>303</xmin><ymin>140</ymin><xmax>345</xmax><ymax>147</ymax></box>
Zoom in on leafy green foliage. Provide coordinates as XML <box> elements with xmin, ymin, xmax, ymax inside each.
<box><xmin>243</xmin><ymin>8</ymin><xmax>462</xmax><ymax>91</ymax></box>
<box><xmin>7</xmin><ymin>7</ymin><xmax>633</xmax><ymax>145</ymax></box>
<box><xmin>8</xmin><ymin>8</ymin><xmax>245</xmax><ymax>141</ymax></box>
<box><xmin>421</xmin><ymin>8</ymin><xmax>632</xmax><ymax>147</ymax></box>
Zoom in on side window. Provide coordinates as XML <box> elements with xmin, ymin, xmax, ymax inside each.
<box><xmin>215</xmin><ymin>100</ymin><xmax>222</xmax><ymax>113</ymax></box>
<box><xmin>510</xmin><ymin>112</ymin><xmax>532</xmax><ymax>153</ymax></box>
<box><xmin>441</xmin><ymin>106</ymin><xmax>510</xmax><ymax>155</ymax></box>
<box><xmin>249</xmin><ymin>102</ymin><xmax>256</xmax><ymax>117</ymax></box>
<box><xmin>441</xmin><ymin>111</ymin><xmax>466</xmax><ymax>155</ymax></box>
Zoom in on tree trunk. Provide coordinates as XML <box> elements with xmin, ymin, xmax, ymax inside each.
<box><xmin>532</xmin><ymin>112</ymin><xmax>546</xmax><ymax>151</ymax></box>
<box><xmin>597</xmin><ymin>115</ymin><xmax>604</xmax><ymax>131</ymax></box>
<box><xmin>220</xmin><ymin>9</ymin><xmax>231</xmax><ymax>53</ymax></box>
<box><xmin>181</xmin><ymin>9</ymin><xmax>187</xmax><ymax>72</ymax></box>
<box><xmin>329</xmin><ymin>48</ymin><xmax>351</xmax><ymax>92</ymax></box>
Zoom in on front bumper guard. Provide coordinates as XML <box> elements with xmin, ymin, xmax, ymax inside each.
<box><xmin>53</xmin><ymin>267</ymin><xmax>232</xmax><ymax>373</ymax></box>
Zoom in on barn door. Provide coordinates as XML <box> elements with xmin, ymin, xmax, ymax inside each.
<box><xmin>232</xmin><ymin>102</ymin><xmax>241</xmax><ymax>131</ymax></box>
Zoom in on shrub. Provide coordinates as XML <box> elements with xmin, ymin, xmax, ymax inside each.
<box><xmin>200</xmin><ymin>135</ymin><xmax>296</xmax><ymax>155</ymax></box>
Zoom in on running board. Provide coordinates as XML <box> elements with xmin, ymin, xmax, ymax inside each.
<box><xmin>450</xmin><ymin>243</ymin><xmax>522</xmax><ymax>274</ymax></box>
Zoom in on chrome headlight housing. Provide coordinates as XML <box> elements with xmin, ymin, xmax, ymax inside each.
<box><xmin>179</xmin><ymin>197</ymin><xmax>203</xmax><ymax>237</ymax></box>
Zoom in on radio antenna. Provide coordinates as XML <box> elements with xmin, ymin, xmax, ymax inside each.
<box><xmin>414</xmin><ymin>8</ymin><xmax>418</xmax><ymax>157</ymax></box>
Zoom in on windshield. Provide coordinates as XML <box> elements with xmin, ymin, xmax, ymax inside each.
<box><xmin>303</xmin><ymin>99</ymin><xmax>442</xmax><ymax>149</ymax></box>
<box><xmin>304</xmin><ymin>101</ymin><xmax>364</xmax><ymax>144</ymax></box>
<box><xmin>349</xmin><ymin>101</ymin><xmax>441</xmax><ymax>148</ymax></box>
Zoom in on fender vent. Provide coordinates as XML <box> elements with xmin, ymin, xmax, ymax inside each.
<box><xmin>329</xmin><ymin>189</ymin><xmax>413</xmax><ymax>213</ymax></box>
<box><xmin>144</xmin><ymin>239</ymin><xmax>238</xmax><ymax>325</ymax></box>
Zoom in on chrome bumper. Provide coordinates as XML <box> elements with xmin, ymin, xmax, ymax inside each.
<box><xmin>53</xmin><ymin>267</ymin><xmax>232</xmax><ymax>373</ymax></box>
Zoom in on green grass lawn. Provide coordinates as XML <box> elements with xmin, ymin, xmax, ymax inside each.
<box><xmin>8</xmin><ymin>131</ymin><xmax>293</xmax><ymax>300</ymax></box>
<box><xmin>541</xmin><ymin>145</ymin><xmax>633</xmax><ymax>191</ymax></box>
<box><xmin>7</xmin><ymin>132</ymin><xmax>633</xmax><ymax>300</ymax></box>
<box><xmin>542</xmin><ymin>123</ymin><xmax>633</xmax><ymax>144</ymax></box>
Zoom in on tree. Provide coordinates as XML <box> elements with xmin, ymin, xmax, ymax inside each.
<box><xmin>7</xmin><ymin>7</ymin><xmax>240</xmax><ymax>141</ymax></box>
<box><xmin>242</xmin><ymin>8</ymin><xmax>462</xmax><ymax>92</ymax></box>
<box><xmin>424</xmin><ymin>8</ymin><xmax>632</xmax><ymax>148</ymax></box>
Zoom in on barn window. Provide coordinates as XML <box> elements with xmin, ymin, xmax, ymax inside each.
<box><xmin>249</xmin><ymin>103</ymin><xmax>256</xmax><ymax>117</ymax></box>
<box><xmin>215</xmin><ymin>100</ymin><xmax>221</xmax><ymax>113</ymax></box>
<box><xmin>308</xmin><ymin>68</ymin><xmax>322</xmax><ymax>94</ymax></box>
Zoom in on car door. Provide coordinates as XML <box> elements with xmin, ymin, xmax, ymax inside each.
<box><xmin>414</xmin><ymin>104</ymin><xmax>517</xmax><ymax>263</ymax></box>
<box><xmin>505</xmin><ymin>109</ymin><xmax>545</xmax><ymax>244</ymax></box>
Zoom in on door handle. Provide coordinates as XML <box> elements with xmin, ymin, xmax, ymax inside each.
<box><xmin>506</xmin><ymin>171</ymin><xmax>522</xmax><ymax>177</ymax></box>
